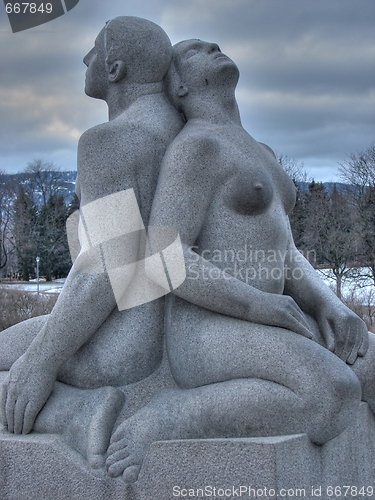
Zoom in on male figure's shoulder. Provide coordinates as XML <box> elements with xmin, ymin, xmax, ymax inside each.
<box><xmin>76</xmin><ymin>119</ymin><xmax>143</xmax><ymax>203</ymax></box>
<box><xmin>122</xmin><ymin>93</ymin><xmax>184</xmax><ymax>144</ymax></box>
<box><xmin>80</xmin><ymin>96</ymin><xmax>182</xmax><ymax>154</ymax></box>
<box><xmin>79</xmin><ymin>119</ymin><xmax>141</xmax><ymax>152</ymax></box>
<box><xmin>76</xmin><ymin>96</ymin><xmax>183</xmax><ymax>202</ymax></box>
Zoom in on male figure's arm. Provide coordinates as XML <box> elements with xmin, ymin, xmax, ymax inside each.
<box><xmin>0</xmin><ymin>124</ymin><xmax>141</xmax><ymax>434</ymax></box>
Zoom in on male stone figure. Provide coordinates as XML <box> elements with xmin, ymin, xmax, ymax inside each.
<box><xmin>0</xmin><ymin>16</ymin><xmax>183</xmax><ymax>466</ymax></box>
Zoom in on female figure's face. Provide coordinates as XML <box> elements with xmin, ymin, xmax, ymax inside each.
<box><xmin>173</xmin><ymin>39</ymin><xmax>239</xmax><ymax>91</ymax></box>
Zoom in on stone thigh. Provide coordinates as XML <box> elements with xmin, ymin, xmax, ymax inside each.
<box><xmin>166</xmin><ymin>297</ymin><xmax>359</xmax><ymax>400</ymax></box>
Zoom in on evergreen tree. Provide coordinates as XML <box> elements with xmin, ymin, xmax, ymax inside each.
<box><xmin>0</xmin><ymin>173</ymin><xmax>16</xmax><ymax>273</ymax></box>
<box><xmin>278</xmin><ymin>155</ymin><xmax>311</xmax><ymax>250</ymax></box>
<box><xmin>35</xmin><ymin>193</ymin><xmax>71</xmax><ymax>280</ymax></box>
<box><xmin>12</xmin><ymin>185</ymin><xmax>37</xmax><ymax>281</ymax></box>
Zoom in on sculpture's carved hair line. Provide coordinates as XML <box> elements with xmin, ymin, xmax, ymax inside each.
<box><xmin>103</xmin><ymin>19</ymin><xmax>113</xmax><ymax>69</ymax></box>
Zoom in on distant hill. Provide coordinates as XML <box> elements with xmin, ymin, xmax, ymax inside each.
<box><xmin>1</xmin><ymin>171</ymin><xmax>77</xmax><ymax>203</ymax></box>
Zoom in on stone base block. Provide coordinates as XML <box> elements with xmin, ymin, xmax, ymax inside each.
<box><xmin>1</xmin><ymin>403</ymin><xmax>375</xmax><ymax>500</ymax></box>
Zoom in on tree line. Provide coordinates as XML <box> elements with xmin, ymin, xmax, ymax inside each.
<box><xmin>282</xmin><ymin>144</ymin><xmax>375</xmax><ymax>301</ymax></box>
<box><xmin>0</xmin><ymin>160</ymin><xmax>78</xmax><ymax>281</ymax></box>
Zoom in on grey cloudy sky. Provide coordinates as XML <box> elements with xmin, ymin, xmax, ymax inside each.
<box><xmin>0</xmin><ymin>0</ymin><xmax>374</xmax><ymax>180</ymax></box>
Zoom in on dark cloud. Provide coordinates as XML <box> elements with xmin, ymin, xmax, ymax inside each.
<box><xmin>0</xmin><ymin>0</ymin><xmax>374</xmax><ymax>179</ymax></box>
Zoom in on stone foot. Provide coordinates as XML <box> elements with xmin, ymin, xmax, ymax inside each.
<box><xmin>87</xmin><ymin>386</ymin><xmax>125</xmax><ymax>468</ymax></box>
<box><xmin>106</xmin><ymin>390</ymin><xmax>179</xmax><ymax>483</ymax></box>
<box><xmin>35</xmin><ymin>383</ymin><xmax>125</xmax><ymax>468</ymax></box>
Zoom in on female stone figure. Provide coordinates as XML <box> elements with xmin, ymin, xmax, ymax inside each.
<box><xmin>106</xmin><ymin>40</ymin><xmax>375</xmax><ymax>483</ymax></box>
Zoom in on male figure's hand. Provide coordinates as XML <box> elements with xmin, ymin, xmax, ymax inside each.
<box><xmin>249</xmin><ymin>293</ymin><xmax>313</xmax><ymax>339</ymax></box>
<box><xmin>0</xmin><ymin>353</ymin><xmax>56</xmax><ymax>434</ymax></box>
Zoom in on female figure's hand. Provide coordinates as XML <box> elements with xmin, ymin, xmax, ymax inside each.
<box><xmin>315</xmin><ymin>302</ymin><xmax>369</xmax><ymax>364</ymax></box>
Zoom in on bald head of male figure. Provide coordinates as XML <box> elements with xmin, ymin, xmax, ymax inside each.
<box><xmin>83</xmin><ymin>16</ymin><xmax>174</xmax><ymax>117</ymax></box>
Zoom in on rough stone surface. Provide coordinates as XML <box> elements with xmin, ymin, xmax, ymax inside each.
<box><xmin>1</xmin><ymin>403</ymin><xmax>374</xmax><ymax>500</ymax></box>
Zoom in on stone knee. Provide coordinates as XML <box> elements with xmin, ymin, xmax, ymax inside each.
<box><xmin>350</xmin><ymin>332</ymin><xmax>375</xmax><ymax>412</ymax></box>
<box><xmin>306</xmin><ymin>362</ymin><xmax>361</xmax><ymax>444</ymax></box>
<box><xmin>0</xmin><ymin>315</ymin><xmax>47</xmax><ymax>370</ymax></box>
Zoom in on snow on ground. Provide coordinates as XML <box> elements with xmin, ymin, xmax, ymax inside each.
<box><xmin>1</xmin><ymin>270</ymin><xmax>374</xmax><ymax>303</ymax></box>
<box><xmin>0</xmin><ymin>281</ymin><xmax>65</xmax><ymax>294</ymax></box>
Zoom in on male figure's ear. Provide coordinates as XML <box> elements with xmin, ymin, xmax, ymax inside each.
<box><xmin>108</xmin><ymin>60</ymin><xmax>126</xmax><ymax>83</ymax></box>
<box><xmin>177</xmin><ymin>85</ymin><xmax>188</xmax><ymax>97</ymax></box>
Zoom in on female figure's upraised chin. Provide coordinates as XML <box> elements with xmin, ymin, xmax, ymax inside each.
<box><xmin>107</xmin><ymin>39</ymin><xmax>375</xmax><ymax>483</ymax></box>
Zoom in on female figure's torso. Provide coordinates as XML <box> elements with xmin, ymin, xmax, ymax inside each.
<box><xmin>188</xmin><ymin>121</ymin><xmax>296</xmax><ymax>295</ymax></box>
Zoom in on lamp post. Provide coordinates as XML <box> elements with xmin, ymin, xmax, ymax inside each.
<box><xmin>36</xmin><ymin>256</ymin><xmax>40</xmax><ymax>294</ymax></box>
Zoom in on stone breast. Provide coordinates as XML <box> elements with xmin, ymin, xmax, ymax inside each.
<box><xmin>225</xmin><ymin>169</ymin><xmax>274</xmax><ymax>216</ymax></box>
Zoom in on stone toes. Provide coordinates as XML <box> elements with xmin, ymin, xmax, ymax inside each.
<box><xmin>122</xmin><ymin>464</ymin><xmax>141</xmax><ymax>484</ymax></box>
<box><xmin>108</xmin><ymin>435</ymin><xmax>128</xmax><ymax>451</ymax></box>
<box><xmin>107</xmin><ymin>455</ymin><xmax>134</xmax><ymax>478</ymax></box>
<box><xmin>106</xmin><ymin>447</ymin><xmax>129</xmax><ymax>469</ymax></box>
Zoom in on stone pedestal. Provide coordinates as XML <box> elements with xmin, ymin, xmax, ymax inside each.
<box><xmin>1</xmin><ymin>403</ymin><xmax>374</xmax><ymax>500</ymax></box>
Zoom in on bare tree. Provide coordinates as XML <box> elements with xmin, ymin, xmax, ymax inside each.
<box><xmin>278</xmin><ymin>154</ymin><xmax>311</xmax><ymax>184</ymax></box>
<box><xmin>304</xmin><ymin>182</ymin><xmax>357</xmax><ymax>299</ymax></box>
<box><xmin>24</xmin><ymin>159</ymin><xmax>66</xmax><ymax>206</ymax></box>
<box><xmin>339</xmin><ymin>144</ymin><xmax>375</xmax><ymax>190</ymax></box>
<box><xmin>339</xmin><ymin>144</ymin><xmax>375</xmax><ymax>287</ymax></box>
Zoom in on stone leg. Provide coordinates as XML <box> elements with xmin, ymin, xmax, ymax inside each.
<box><xmin>0</xmin><ymin>300</ymin><xmax>165</xmax><ymax>390</ymax></box>
<box><xmin>0</xmin><ymin>316</ymin><xmax>47</xmax><ymax>370</ymax></box>
<box><xmin>106</xmin><ymin>374</ymin><xmax>361</xmax><ymax>483</ymax></box>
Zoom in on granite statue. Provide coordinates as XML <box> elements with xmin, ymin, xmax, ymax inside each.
<box><xmin>1</xmin><ymin>24</ymin><xmax>375</xmax><ymax>490</ymax></box>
